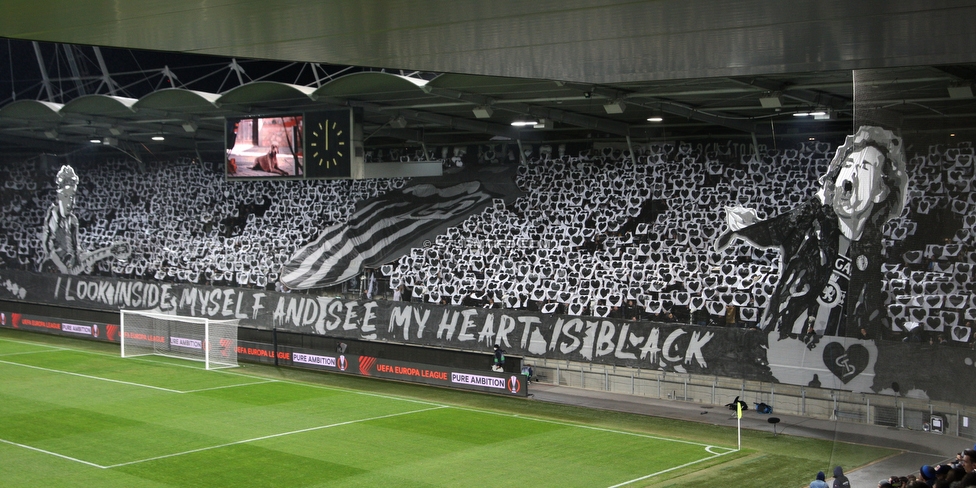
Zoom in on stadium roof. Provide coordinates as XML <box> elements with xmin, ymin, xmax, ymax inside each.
<box><xmin>1</xmin><ymin>2</ymin><xmax>975</xmax><ymax>160</ymax></box>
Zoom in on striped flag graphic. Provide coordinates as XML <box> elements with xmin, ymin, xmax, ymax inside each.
<box><xmin>280</xmin><ymin>181</ymin><xmax>499</xmax><ymax>289</ymax></box>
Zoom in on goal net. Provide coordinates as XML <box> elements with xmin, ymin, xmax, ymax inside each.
<box><xmin>120</xmin><ymin>310</ymin><xmax>238</xmax><ymax>369</ymax></box>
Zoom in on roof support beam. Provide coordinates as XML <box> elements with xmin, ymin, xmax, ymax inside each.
<box><xmin>343</xmin><ymin>99</ymin><xmax>519</xmax><ymax>140</ymax></box>
<box><xmin>92</xmin><ymin>47</ymin><xmax>119</xmax><ymax>96</ymax></box>
<box><xmin>31</xmin><ymin>41</ymin><xmax>55</xmax><ymax>102</ymax></box>
<box><xmin>630</xmin><ymin>99</ymin><xmax>762</xmax><ymax>134</ymax></box>
<box><xmin>422</xmin><ymin>85</ymin><xmax>632</xmax><ymax>137</ymax></box>
<box><xmin>729</xmin><ymin>76</ymin><xmax>849</xmax><ymax>111</ymax></box>
<box><xmin>565</xmin><ymin>81</ymin><xmax>760</xmax><ymax>134</ymax></box>
<box><xmin>61</xmin><ymin>44</ymin><xmax>87</xmax><ymax>96</ymax></box>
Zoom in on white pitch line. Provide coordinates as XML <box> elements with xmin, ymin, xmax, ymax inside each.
<box><xmin>180</xmin><ymin>379</ymin><xmax>279</xmax><ymax>393</ymax></box>
<box><xmin>0</xmin><ymin>437</ymin><xmax>106</xmax><ymax>469</ymax></box>
<box><xmin>104</xmin><ymin>405</ymin><xmax>448</xmax><ymax>468</ymax></box>
<box><xmin>0</xmin><ymin>335</ymin><xmax>447</xmax><ymax>407</ymax></box>
<box><xmin>606</xmin><ymin>448</ymin><xmax>735</xmax><ymax>488</ymax></box>
<box><xmin>0</xmin><ymin>348</ymin><xmax>70</xmax><ymax>357</ymax></box>
<box><xmin>0</xmin><ymin>359</ymin><xmax>183</xmax><ymax>393</ymax></box>
<box><xmin>445</xmin><ymin>404</ymin><xmax>730</xmax><ymax>450</ymax></box>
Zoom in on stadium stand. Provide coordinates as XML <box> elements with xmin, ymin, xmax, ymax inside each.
<box><xmin>2</xmin><ymin>139</ymin><xmax>975</xmax><ymax>347</ymax></box>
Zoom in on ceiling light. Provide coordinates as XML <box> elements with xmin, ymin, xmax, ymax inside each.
<box><xmin>472</xmin><ymin>106</ymin><xmax>493</xmax><ymax>119</ymax></box>
<box><xmin>603</xmin><ymin>100</ymin><xmax>626</xmax><ymax>114</ymax></box>
<box><xmin>647</xmin><ymin>116</ymin><xmax>663</xmax><ymax>122</ymax></box>
<box><xmin>389</xmin><ymin>116</ymin><xmax>407</xmax><ymax>128</ymax></box>
<box><xmin>533</xmin><ymin>118</ymin><xmax>552</xmax><ymax>129</ymax></box>
<box><xmin>109</xmin><ymin>127</ymin><xmax>123</xmax><ymax>136</ymax></box>
<box><xmin>759</xmin><ymin>92</ymin><xmax>783</xmax><ymax>108</ymax></box>
<box><xmin>89</xmin><ymin>138</ymin><xmax>101</xmax><ymax>144</ymax></box>
<box><xmin>793</xmin><ymin>112</ymin><xmax>810</xmax><ymax>117</ymax></box>
<box><xmin>181</xmin><ymin>121</ymin><xmax>198</xmax><ymax>133</ymax></box>
<box><xmin>809</xmin><ymin>111</ymin><xmax>827</xmax><ymax>117</ymax></box>
<box><xmin>948</xmin><ymin>83</ymin><xmax>974</xmax><ymax>99</ymax></box>
<box><xmin>44</xmin><ymin>130</ymin><xmax>58</xmax><ymax>139</ymax></box>
<box><xmin>511</xmin><ymin>119</ymin><xmax>538</xmax><ymax>127</ymax></box>
<box><xmin>152</xmin><ymin>135</ymin><xmax>165</xmax><ymax>141</ymax></box>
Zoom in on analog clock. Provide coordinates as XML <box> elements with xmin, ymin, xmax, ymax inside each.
<box><xmin>306</xmin><ymin>110</ymin><xmax>353</xmax><ymax>178</ymax></box>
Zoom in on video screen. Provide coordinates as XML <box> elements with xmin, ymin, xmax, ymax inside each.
<box><xmin>226</xmin><ymin>114</ymin><xmax>304</xmax><ymax>179</ymax></box>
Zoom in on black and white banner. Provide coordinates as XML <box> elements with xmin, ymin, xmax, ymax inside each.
<box><xmin>5</xmin><ymin>268</ymin><xmax>976</xmax><ymax>405</ymax></box>
<box><xmin>0</xmin><ymin>269</ymin><xmax>758</xmax><ymax>377</ymax></box>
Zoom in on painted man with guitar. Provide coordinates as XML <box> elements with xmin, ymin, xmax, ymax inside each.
<box><xmin>38</xmin><ymin>165</ymin><xmax>130</xmax><ymax>275</ymax></box>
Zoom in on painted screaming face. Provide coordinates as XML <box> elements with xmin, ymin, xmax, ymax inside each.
<box><xmin>830</xmin><ymin>145</ymin><xmax>886</xmax><ymax>239</ymax></box>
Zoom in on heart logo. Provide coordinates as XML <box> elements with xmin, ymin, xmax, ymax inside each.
<box><xmin>707</xmin><ymin>301</ymin><xmax>725</xmax><ymax>315</ymax></box>
<box><xmin>952</xmin><ymin>325</ymin><xmax>971</xmax><ymax>342</ymax></box>
<box><xmin>947</xmin><ymin>294</ymin><xmax>967</xmax><ymax>308</ymax></box>
<box><xmin>925</xmin><ymin>316</ymin><xmax>943</xmax><ymax>331</ymax></box>
<box><xmin>888</xmin><ymin>304</ymin><xmax>906</xmax><ymax>317</ymax></box>
<box><xmin>822</xmin><ymin>342</ymin><xmax>870</xmax><ymax>383</ymax></box>
<box><xmin>924</xmin><ymin>295</ymin><xmax>944</xmax><ymax>308</ymax></box>
<box><xmin>733</xmin><ymin>293</ymin><xmax>750</xmax><ymax>306</ymax></box>
<box><xmin>940</xmin><ymin>311</ymin><xmax>959</xmax><ymax>327</ymax></box>
<box><xmin>910</xmin><ymin>308</ymin><xmax>927</xmax><ymax>320</ymax></box>
<box><xmin>690</xmin><ymin>296</ymin><xmax>705</xmax><ymax>310</ymax></box>
<box><xmin>740</xmin><ymin>307</ymin><xmax>757</xmax><ymax>321</ymax></box>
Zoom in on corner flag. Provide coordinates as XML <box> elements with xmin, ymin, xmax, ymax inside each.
<box><xmin>736</xmin><ymin>402</ymin><xmax>742</xmax><ymax>451</ymax></box>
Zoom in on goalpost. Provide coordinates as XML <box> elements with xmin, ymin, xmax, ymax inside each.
<box><xmin>120</xmin><ymin>309</ymin><xmax>239</xmax><ymax>370</ymax></box>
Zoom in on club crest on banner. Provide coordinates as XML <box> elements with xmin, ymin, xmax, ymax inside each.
<box><xmin>766</xmin><ymin>333</ymin><xmax>878</xmax><ymax>392</ymax></box>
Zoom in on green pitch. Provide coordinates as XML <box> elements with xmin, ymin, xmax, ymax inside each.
<box><xmin>0</xmin><ymin>329</ymin><xmax>893</xmax><ymax>487</ymax></box>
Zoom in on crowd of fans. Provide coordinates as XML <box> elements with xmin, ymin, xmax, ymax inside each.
<box><xmin>1</xmin><ymin>139</ymin><xmax>976</xmax><ymax>345</ymax></box>
<box><xmin>805</xmin><ymin>448</ymin><xmax>976</xmax><ymax>488</ymax></box>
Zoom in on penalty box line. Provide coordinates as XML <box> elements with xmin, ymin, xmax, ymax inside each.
<box><xmin>104</xmin><ymin>405</ymin><xmax>449</xmax><ymax>469</ymax></box>
<box><xmin>0</xmin><ymin>358</ymin><xmax>274</xmax><ymax>394</ymax></box>
<box><xmin>0</xmin><ymin>336</ymin><xmax>447</xmax><ymax>409</ymax></box>
<box><xmin>0</xmin><ymin>437</ymin><xmax>108</xmax><ymax>469</ymax></box>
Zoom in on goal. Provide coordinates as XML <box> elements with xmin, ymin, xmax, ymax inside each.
<box><xmin>120</xmin><ymin>310</ymin><xmax>238</xmax><ymax>370</ymax></box>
